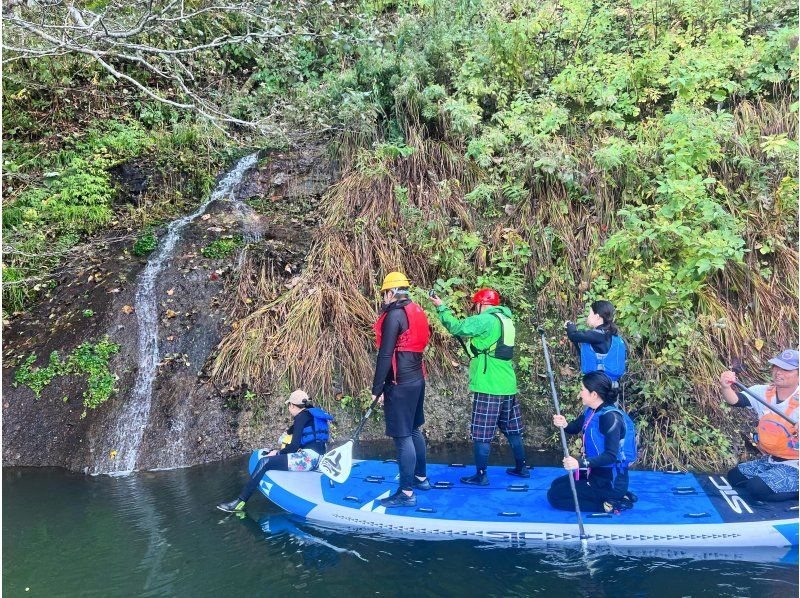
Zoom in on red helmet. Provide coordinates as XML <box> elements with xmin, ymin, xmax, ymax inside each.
<box><xmin>472</xmin><ymin>288</ymin><xmax>500</xmax><ymax>306</ymax></box>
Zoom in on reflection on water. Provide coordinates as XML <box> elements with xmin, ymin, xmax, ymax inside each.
<box><xmin>3</xmin><ymin>444</ymin><xmax>798</xmax><ymax>597</ymax></box>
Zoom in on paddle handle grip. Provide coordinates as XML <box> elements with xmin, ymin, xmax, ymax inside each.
<box><xmin>539</xmin><ymin>329</ymin><xmax>588</xmax><ymax>540</ymax></box>
<box><xmin>732</xmin><ymin>381</ymin><xmax>798</xmax><ymax>426</ymax></box>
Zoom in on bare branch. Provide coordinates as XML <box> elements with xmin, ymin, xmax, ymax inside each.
<box><xmin>1</xmin><ymin>0</ymin><xmax>317</xmax><ymax>131</ymax></box>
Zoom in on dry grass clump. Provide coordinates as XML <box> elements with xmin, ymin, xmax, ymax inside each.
<box><xmin>213</xmin><ymin>131</ymin><xmax>474</xmax><ymax>397</ymax></box>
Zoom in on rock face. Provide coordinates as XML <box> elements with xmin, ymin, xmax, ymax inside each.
<box><xmin>2</xmin><ymin>144</ymin><xmax>339</xmax><ymax>473</ymax></box>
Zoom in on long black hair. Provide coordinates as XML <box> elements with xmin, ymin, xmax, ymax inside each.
<box><xmin>583</xmin><ymin>371</ymin><xmax>619</xmax><ymax>405</ymax></box>
<box><xmin>591</xmin><ymin>300</ymin><xmax>619</xmax><ymax>336</ymax></box>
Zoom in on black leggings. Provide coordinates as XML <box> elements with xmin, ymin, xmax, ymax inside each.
<box><xmin>727</xmin><ymin>466</ymin><xmax>797</xmax><ymax>502</ymax></box>
<box><xmin>394</xmin><ymin>428</ymin><xmax>427</xmax><ymax>491</ymax></box>
<box><xmin>474</xmin><ymin>433</ymin><xmax>526</xmax><ymax>471</ymax></box>
<box><xmin>238</xmin><ymin>455</ymin><xmax>289</xmax><ymax>502</ymax></box>
<box><xmin>547</xmin><ymin>471</ymin><xmax>627</xmax><ymax>513</ymax></box>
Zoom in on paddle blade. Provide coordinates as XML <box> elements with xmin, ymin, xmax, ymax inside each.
<box><xmin>318</xmin><ymin>440</ymin><xmax>354</xmax><ymax>483</ymax></box>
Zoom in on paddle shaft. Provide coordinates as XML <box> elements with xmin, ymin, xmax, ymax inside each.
<box><xmin>732</xmin><ymin>381</ymin><xmax>798</xmax><ymax>426</ymax></box>
<box><xmin>350</xmin><ymin>395</ymin><xmax>382</xmax><ymax>442</ymax></box>
<box><xmin>539</xmin><ymin>329</ymin><xmax>588</xmax><ymax>540</ymax></box>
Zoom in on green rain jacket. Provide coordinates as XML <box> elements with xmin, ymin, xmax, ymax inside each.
<box><xmin>436</xmin><ymin>304</ymin><xmax>517</xmax><ymax>395</ymax></box>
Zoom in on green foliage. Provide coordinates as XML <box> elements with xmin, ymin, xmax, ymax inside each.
<box><xmin>14</xmin><ymin>338</ymin><xmax>121</xmax><ymax>416</ymax></box>
<box><xmin>133</xmin><ymin>230</ymin><xmax>159</xmax><ymax>256</ymax></box>
<box><xmin>201</xmin><ymin>235</ymin><xmax>243</xmax><ymax>259</ymax></box>
<box><xmin>260</xmin><ymin>0</ymin><xmax>796</xmax><ymax>468</ymax></box>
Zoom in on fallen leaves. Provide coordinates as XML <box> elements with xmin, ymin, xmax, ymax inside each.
<box><xmin>121</xmin><ymin>305</ymin><xmax>135</xmax><ymax>314</ymax></box>
<box><xmin>166</xmin><ymin>288</ymin><xmax>174</xmax><ymax>296</ymax></box>
<box><xmin>165</xmin><ymin>309</ymin><xmax>178</xmax><ymax>318</ymax></box>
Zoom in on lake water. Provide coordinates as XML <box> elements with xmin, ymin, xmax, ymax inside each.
<box><xmin>4</xmin><ymin>444</ymin><xmax>798</xmax><ymax>597</ymax></box>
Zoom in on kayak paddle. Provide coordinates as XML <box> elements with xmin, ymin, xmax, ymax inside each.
<box><xmin>318</xmin><ymin>394</ymin><xmax>381</xmax><ymax>484</ymax></box>
<box><xmin>728</xmin><ymin>360</ymin><xmax>798</xmax><ymax>425</ymax></box>
<box><xmin>732</xmin><ymin>381</ymin><xmax>798</xmax><ymax>426</ymax></box>
<box><xmin>538</xmin><ymin>326</ymin><xmax>588</xmax><ymax>542</ymax></box>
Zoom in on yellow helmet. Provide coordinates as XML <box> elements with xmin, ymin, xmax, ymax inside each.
<box><xmin>380</xmin><ymin>271</ymin><xmax>411</xmax><ymax>291</ymax></box>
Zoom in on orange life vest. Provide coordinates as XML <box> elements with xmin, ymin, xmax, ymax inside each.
<box><xmin>756</xmin><ymin>386</ymin><xmax>799</xmax><ymax>460</ymax></box>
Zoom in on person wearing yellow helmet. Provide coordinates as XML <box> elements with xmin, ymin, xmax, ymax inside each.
<box><xmin>372</xmin><ymin>271</ymin><xmax>432</xmax><ymax>508</ymax></box>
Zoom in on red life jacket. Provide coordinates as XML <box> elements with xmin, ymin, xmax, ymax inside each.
<box><xmin>756</xmin><ymin>385</ymin><xmax>799</xmax><ymax>460</ymax></box>
<box><xmin>374</xmin><ymin>301</ymin><xmax>430</xmax><ymax>383</ymax></box>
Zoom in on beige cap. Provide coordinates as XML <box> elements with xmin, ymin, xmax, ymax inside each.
<box><xmin>285</xmin><ymin>389</ymin><xmax>310</xmax><ymax>406</ymax></box>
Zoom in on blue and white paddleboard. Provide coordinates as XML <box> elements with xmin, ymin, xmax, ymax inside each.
<box><xmin>249</xmin><ymin>451</ymin><xmax>799</xmax><ymax>548</ymax></box>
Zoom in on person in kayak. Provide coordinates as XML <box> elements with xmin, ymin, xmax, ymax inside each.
<box><xmin>431</xmin><ymin>288</ymin><xmax>529</xmax><ymax>485</ymax></box>
<box><xmin>372</xmin><ymin>271</ymin><xmax>431</xmax><ymax>508</ymax></box>
<box><xmin>216</xmin><ymin>389</ymin><xmax>333</xmax><ymax>513</ymax></box>
<box><xmin>548</xmin><ymin>371</ymin><xmax>637</xmax><ymax>513</ymax></box>
<box><xmin>565</xmin><ymin>300</ymin><xmax>626</xmax><ymax>384</ymax></box>
<box><xmin>718</xmin><ymin>349</ymin><xmax>798</xmax><ymax>502</ymax></box>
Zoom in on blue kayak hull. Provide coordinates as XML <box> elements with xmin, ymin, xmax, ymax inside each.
<box><xmin>250</xmin><ymin>452</ymin><xmax>799</xmax><ymax>548</ymax></box>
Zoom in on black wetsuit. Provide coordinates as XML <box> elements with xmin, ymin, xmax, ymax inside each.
<box><xmin>547</xmin><ymin>407</ymin><xmax>630</xmax><ymax>512</ymax></box>
<box><xmin>279</xmin><ymin>410</ymin><xmax>325</xmax><ymax>456</ymax></box>
<box><xmin>237</xmin><ymin>409</ymin><xmax>325</xmax><ymax>502</ymax></box>
<box><xmin>566</xmin><ymin>323</ymin><xmax>612</xmax><ymax>357</ymax></box>
<box><xmin>372</xmin><ymin>297</ymin><xmax>427</xmax><ymax>491</ymax></box>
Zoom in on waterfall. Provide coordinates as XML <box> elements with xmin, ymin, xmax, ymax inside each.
<box><xmin>100</xmin><ymin>153</ymin><xmax>259</xmax><ymax>475</ymax></box>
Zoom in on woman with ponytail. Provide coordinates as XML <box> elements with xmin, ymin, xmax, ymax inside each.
<box><xmin>547</xmin><ymin>372</ymin><xmax>637</xmax><ymax>513</ymax></box>
<box><xmin>565</xmin><ymin>300</ymin><xmax>627</xmax><ymax>383</ymax></box>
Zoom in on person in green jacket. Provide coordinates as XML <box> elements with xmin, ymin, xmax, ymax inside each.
<box><xmin>431</xmin><ymin>287</ymin><xmax>529</xmax><ymax>485</ymax></box>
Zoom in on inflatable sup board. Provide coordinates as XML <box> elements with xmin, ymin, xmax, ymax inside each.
<box><xmin>249</xmin><ymin>452</ymin><xmax>798</xmax><ymax>548</ymax></box>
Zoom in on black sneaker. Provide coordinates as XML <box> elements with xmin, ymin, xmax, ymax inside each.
<box><xmin>413</xmin><ymin>477</ymin><xmax>432</xmax><ymax>491</ymax></box>
<box><xmin>380</xmin><ymin>490</ymin><xmax>417</xmax><ymax>508</ymax></box>
<box><xmin>216</xmin><ymin>498</ymin><xmax>246</xmax><ymax>513</ymax></box>
<box><xmin>506</xmin><ymin>466</ymin><xmax>531</xmax><ymax>478</ymax></box>
<box><xmin>460</xmin><ymin>471</ymin><xmax>489</xmax><ymax>486</ymax></box>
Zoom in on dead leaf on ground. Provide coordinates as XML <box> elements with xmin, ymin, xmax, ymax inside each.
<box><xmin>200</xmin><ymin>214</ymin><xmax>211</xmax><ymax>221</ymax></box>
<box><xmin>167</xmin><ymin>335</ymin><xmax>175</xmax><ymax>341</ymax></box>
<box><xmin>165</xmin><ymin>309</ymin><xmax>178</xmax><ymax>318</ymax></box>
<box><xmin>285</xmin><ymin>275</ymin><xmax>302</xmax><ymax>289</ymax></box>
<box><xmin>166</xmin><ymin>288</ymin><xmax>174</xmax><ymax>296</ymax></box>
<box><xmin>121</xmin><ymin>305</ymin><xmax>135</xmax><ymax>314</ymax></box>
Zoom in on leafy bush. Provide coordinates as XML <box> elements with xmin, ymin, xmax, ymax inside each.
<box><xmin>201</xmin><ymin>235</ymin><xmax>243</xmax><ymax>259</ymax></box>
<box><xmin>14</xmin><ymin>337</ymin><xmax>120</xmax><ymax>416</ymax></box>
<box><xmin>133</xmin><ymin>230</ymin><xmax>159</xmax><ymax>256</ymax></box>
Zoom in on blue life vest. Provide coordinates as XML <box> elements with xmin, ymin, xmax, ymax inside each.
<box><xmin>300</xmin><ymin>407</ymin><xmax>334</xmax><ymax>448</ymax></box>
<box><xmin>582</xmin><ymin>405</ymin><xmax>637</xmax><ymax>469</ymax></box>
<box><xmin>580</xmin><ymin>335</ymin><xmax>626</xmax><ymax>381</ymax></box>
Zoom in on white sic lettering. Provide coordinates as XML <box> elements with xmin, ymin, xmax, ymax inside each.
<box><xmin>708</xmin><ymin>476</ymin><xmax>754</xmax><ymax>515</ymax></box>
